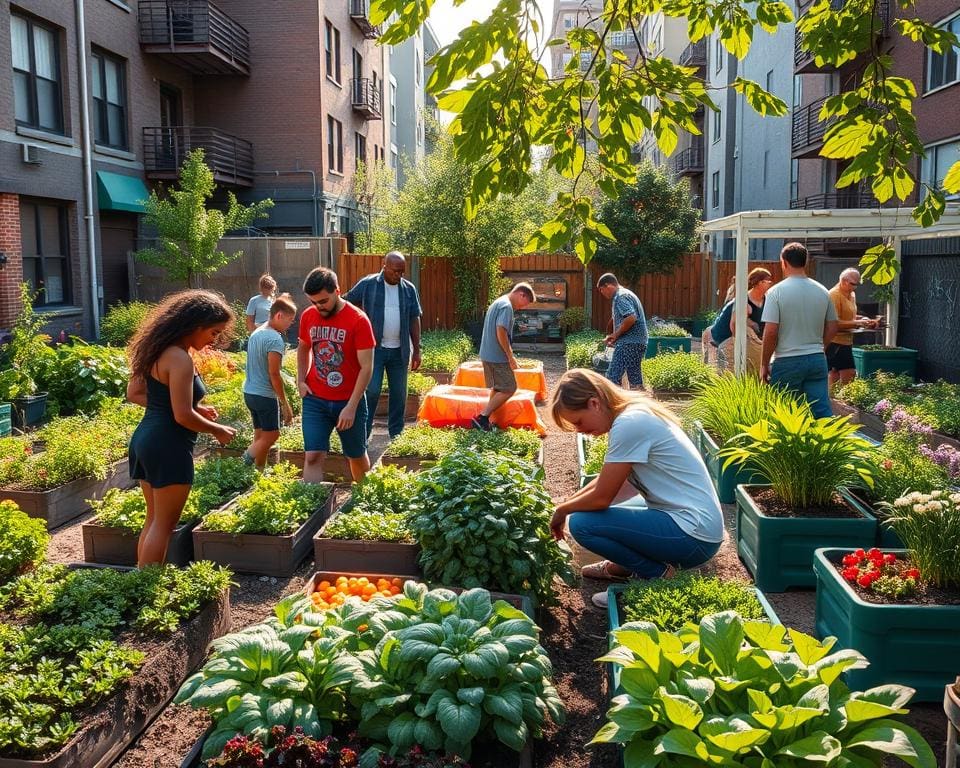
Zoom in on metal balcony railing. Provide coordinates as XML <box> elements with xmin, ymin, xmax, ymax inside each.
<box><xmin>679</xmin><ymin>40</ymin><xmax>707</xmax><ymax>69</ymax></box>
<box><xmin>351</xmin><ymin>78</ymin><xmax>382</xmax><ymax>120</ymax></box>
<box><xmin>142</xmin><ymin>126</ymin><xmax>254</xmax><ymax>186</ymax></box>
<box><xmin>791</xmin><ymin>96</ymin><xmax>833</xmax><ymax>156</ymax></box>
<box><xmin>349</xmin><ymin>0</ymin><xmax>381</xmax><ymax>38</ymax></box>
<box><xmin>139</xmin><ymin>0</ymin><xmax>250</xmax><ymax>75</ymax></box>
<box><xmin>790</xmin><ymin>191</ymin><xmax>881</xmax><ymax>209</ymax></box>
<box><xmin>672</xmin><ymin>144</ymin><xmax>705</xmax><ymax>176</ymax></box>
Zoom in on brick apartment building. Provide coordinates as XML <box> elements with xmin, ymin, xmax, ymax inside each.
<box><xmin>0</xmin><ymin>0</ymin><xmax>391</xmax><ymax>337</ymax></box>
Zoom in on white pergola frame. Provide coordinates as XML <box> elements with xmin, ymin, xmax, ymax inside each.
<box><xmin>700</xmin><ymin>208</ymin><xmax>960</xmax><ymax>374</ymax></box>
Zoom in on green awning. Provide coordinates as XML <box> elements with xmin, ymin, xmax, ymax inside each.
<box><xmin>96</xmin><ymin>171</ymin><xmax>149</xmax><ymax>213</ymax></box>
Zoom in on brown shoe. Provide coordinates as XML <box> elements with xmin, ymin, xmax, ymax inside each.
<box><xmin>580</xmin><ymin>560</ymin><xmax>630</xmax><ymax>582</ymax></box>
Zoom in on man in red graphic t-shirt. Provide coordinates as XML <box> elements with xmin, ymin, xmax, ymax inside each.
<box><xmin>297</xmin><ymin>267</ymin><xmax>375</xmax><ymax>483</ymax></box>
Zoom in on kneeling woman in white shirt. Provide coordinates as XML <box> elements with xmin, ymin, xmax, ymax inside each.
<box><xmin>550</xmin><ymin>369</ymin><xmax>724</xmax><ymax>607</ymax></box>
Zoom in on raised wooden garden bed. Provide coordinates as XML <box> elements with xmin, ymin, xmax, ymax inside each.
<box><xmin>193</xmin><ymin>489</ymin><xmax>335</xmax><ymax>577</ymax></box>
<box><xmin>375</xmin><ymin>392</ymin><xmax>422</xmax><ymax>419</ymax></box>
<box><xmin>313</xmin><ymin>505</ymin><xmax>422</xmax><ymax>576</ymax></box>
<box><xmin>736</xmin><ymin>484</ymin><xmax>877</xmax><ymax>592</ymax></box>
<box><xmin>649</xmin><ymin>388</ymin><xmax>696</xmax><ymax>402</ymax></box>
<box><xmin>378</xmin><ymin>454</ymin><xmax>429</xmax><ymax>472</ymax></box>
<box><xmin>814</xmin><ymin>548</ymin><xmax>960</xmax><ymax>702</ymax></box>
<box><xmin>0</xmin><ymin>587</ymin><xmax>231</xmax><ymax>768</ymax></box>
<box><xmin>420</xmin><ymin>370</ymin><xmax>452</xmax><ymax>386</ymax></box>
<box><xmin>0</xmin><ymin>458</ymin><xmax>135</xmax><ymax>529</ymax></box>
<box><xmin>277</xmin><ymin>450</ymin><xmax>352</xmax><ymax>481</ymax></box>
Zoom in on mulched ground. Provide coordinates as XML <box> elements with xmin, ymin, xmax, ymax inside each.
<box><xmin>43</xmin><ymin>352</ymin><xmax>950</xmax><ymax>768</ymax></box>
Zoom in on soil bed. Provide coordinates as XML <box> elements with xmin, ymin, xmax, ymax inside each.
<box><xmin>830</xmin><ymin>559</ymin><xmax>960</xmax><ymax>606</ymax></box>
<box><xmin>752</xmin><ymin>488</ymin><xmax>864</xmax><ymax>519</ymax></box>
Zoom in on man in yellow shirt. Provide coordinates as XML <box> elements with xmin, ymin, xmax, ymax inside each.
<box><xmin>827</xmin><ymin>268</ymin><xmax>880</xmax><ymax>388</ymax></box>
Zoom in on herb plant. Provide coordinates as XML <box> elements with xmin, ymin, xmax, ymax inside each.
<box><xmin>0</xmin><ymin>437</ymin><xmax>30</xmax><ymax>488</ymax></box>
<box><xmin>641</xmin><ymin>352</ymin><xmax>715</xmax><ymax>392</ymax></box>
<box><xmin>686</xmin><ymin>373</ymin><xmax>802</xmax><ymax>445</ymax></box>
<box><xmin>621</xmin><ymin>572</ymin><xmax>766</xmax><ymax>631</ymax></box>
<box><xmin>410</xmin><ymin>452</ymin><xmax>574</xmax><ymax>603</ymax></box>
<box><xmin>324</xmin><ymin>465</ymin><xmax>416</xmax><ymax>543</ymax></box>
<box><xmin>593</xmin><ymin>612</ymin><xmax>935</xmax><ymax>768</ymax></box>
<box><xmin>648</xmin><ymin>320</ymin><xmax>690</xmax><ymax>338</ymax></box>
<box><xmin>420</xmin><ymin>330</ymin><xmax>474</xmax><ymax>373</ymax></box>
<box><xmin>383</xmin><ymin>424</ymin><xmax>541</xmax><ymax>462</ymax></box>
<box><xmin>720</xmin><ymin>402</ymin><xmax>875</xmax><ymax>508</ymax></box>
<box><xmin>564</xmin><ymin>330</ymin><xmax>604</xmax><ymax>369</ymax></box>
<box><xmin>886</xmin><ymin>490</ymin><xmax>960</xmax><ymax>590</ymax></box>
<box><xmin>582</xmin><ymin>434</ymin><xmax>607</xmax><ymax>476</ymax></box>
<box><xmin>203</xmin><ymin>462</ymin><xmax>331</xmax><ymax>535</ymax></box>
<box><xmin>0</xmin><ymin>500</ymin><xmax>48</xmax><ymax>582</ymax></box>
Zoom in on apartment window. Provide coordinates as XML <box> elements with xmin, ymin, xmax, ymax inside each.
<box><xmin>355</xmin><ymin>132</ymin><xmax>366</xmax><ymax>169</ymax></box>
<box><xmin>391</xmin><ymin>147</ymin><xmax>399</xmax><ymax>185</ymax></box>
<box><xmin>610</xmin><ymin>31</ymin><xmax>629</xmax><ymax>47</ymax></box>
<box><xmin>926</xmin><ymin>14</ymin><xmax>960</xmax><ymax>91</ymax></box>
<box><xmin>327</xmin><ymin>115</ymin><xmax>343</xmax><ymax>174</ymax></box>
<box><xmin>11</xmin><ymin>13</ymin><xmax>63</xmax><ymax>134</ymax></box>
<box><xmin>416</xmin><ymin>119</ymin><xmax>423</xmax><ymax>146</ymax></box>
<box><xmin>711</xmin><ymin>172</ymin><xmax>720</xmax><ymax>209</ymax></box>
<box><xmin>792</xmin><ymin>75</ymin><xmax>802</xmax><ymax>107</ymax></box>
<box><xmin>790</xmin><ymin>159</ymin><xmax>799</xmax><ymax>203</ymax></box>
<box><xmin>765</xmin><ymin>69</ymin><xmax>773</xmax><ymax>93</ymax></box>
<box><xmin>415</xmin><ymin>51</ymin><xmax>422</xmax><ymax>85</ymax></box>
<box><xmin>762</xmin><ymin>150</ymin><xmax>770</xmax><ymax>187</ymax></box>
<box><xmin>324</xmin><ymin>20</ymin><xmax>341</xmax><ymax>83</ymax></box>
<box><xmin>20</xmin><ymin>200</ymin><xmax>71</xmax><ymax>306</ymax></box>
<box><xmin>91</xmin><ymin>49</ymin><xmax>127</xmax><ymax>149</ymax></box>
<box><xmin>713</xmin><ymin>108</ymin><xmax>721</xmax><ymax>143</ymax></box>
<box><xmin>715</xmin><ymin>36</ymin><xmax>723</xmax><ymax>72</ymax></box>
<box><xmin>390</xmin><ymin>82</ymin><xmax>397</xmax><ymax>124</ymax></box>
<box><xmin>579</xmin><ymin>51</ymin><xmax>592</xmax><ymax>71</ymax></box>
<box><xmin>921</xmin><ymin>137</ymin><xmax>960</xmax><ymax>197</ymax></box>
<box><xmin>563</xmin><ymin>16</ymin><xmax>573</xmax><ymax>29</ymax></box>
<box><xmin>561</xmin><ymin>52</ymin><xmax>573</xmax><ymax>69</ymax></box>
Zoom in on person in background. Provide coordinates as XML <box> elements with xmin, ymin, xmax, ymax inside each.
<box><xmin>344</xmin><ymin>251</ymin><xmax>423</xmax><ymax>440</ymax></box>
<box><xmin>550</xmin><ymin>369</ymin><xmax>724</xmax><ymax>608</ymax></box>
<box><xmin>701</xmin><ymin>277</ymin><xmax>737</xmax><ymax>363</ymax></box>
<box><xmin>761</xmin><ymin>242</ymin><xmax>838</xmax><ymax>418</ymax></box>
<box><xmin>126</xmin><ymin>291</ymin><xmax>237</xmax><ymax>567</ymax></box>
<box><xmin>596</xmin><ymin>273</ymin><xmax>648</xmax><ymax>389</ymax></box>
<box><xmin>297</xmin><ymin>267</ymin><xmax>375</xmax><ymax>483</ymax></box>
<box><xmin>242</xmin><ymin>294</ymin><xmax>297</xmax><ymax>469</ymax></box>
<box><xmin>827</xmin><ymin>268</ymin><xmax>879</xmax><ymax>389</ymax></box>
<box><xmin>472</xmin><ymin>283</ymin><xmax>535</xmax><ymax>431</ymax></box>
<box><xmin>712</xmin><ymin>267</ymin><xmax>774</xmax><ymax>375</ymax></box>
<box><xmin>245</xmin><ymin>274</ymin><xmax>277</xmax><ymax>333</ymax></box>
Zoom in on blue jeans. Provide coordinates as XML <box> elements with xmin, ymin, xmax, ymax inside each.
<box><xmin>365</xmin><ymin>346</ymin><xmax>408</xmax><ymax>439</ymax></box>
<box><xmin>770</xmin><ymin>352</ymin><xmax>832</xmax><ymax>419</ymax></box>
<box><xmin>606</xmin><ymin>343</ymin><xmax>645</xmax><ymax>388</ymax></box>
<box><xmin>301</xmin><ymin>394</ymin><xmax>368</xmax><ymax>458</ymax></box>
<box><xmin>568</xmin><ymin>502</ymin><xmax>721</xmax><ymax>579</ymax></box>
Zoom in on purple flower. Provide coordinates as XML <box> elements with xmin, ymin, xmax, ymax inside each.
<box><xmin>874</xmin><ymin>398</ymin><xmax>893</xmax><ymax>416</ymax></box>
<box><xmin>885</xmin><ymin>406</ymin><xmax>933</xmax><ymax>436</ymax></box>
<box><xmin>919</xmin><ymin>443</ymin><xmax>960</xmax><ymax>481</ymax></box>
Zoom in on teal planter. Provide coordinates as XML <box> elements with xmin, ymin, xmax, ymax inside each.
<box><xmin>852</xmin><ymin>346</ymin><xmax>918</xmax><ymax>380</ymax></box>
<box><xmin>11</xmin><ymin>393</ymin><xmax>47</xmax><ymax>429</ymax></box>
<box><xmin>605</xmin><ymin>583</ymin><xmax>780</xmax><ymax>696</ymax></box>
<box><xmin>696</xmin><ymin>422</ymin><xmax>763</xmax><ymax>504</ymax></box>
<box><xmin>814</xmin><ymin>548</ymin><xmax>960</xmax><ymax>702</ymax></box>
<box><xmin>0</xmin><ymin>403</ymin><xmax>10</xmax><ymax>437</ymax></box>
<box><xmin>736</xmin><ymin>484</ymin><xmax>877</xmax><ymax>592</ymax></box>
<box><xmin>576</xmin><ymin>433</ymin><xmax>598</xmax><ymax>488</ymax></box>
<box><xmin>645</xmin><ymin>336</ymin><xmax>692</xmax><ymax>358</ymax></box>
<box><xmin>691</xmin><ymin>318</ymin><xmax>712</xmax><ymax>337</ymax></box>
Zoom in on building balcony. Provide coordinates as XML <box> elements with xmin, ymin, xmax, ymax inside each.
<box><xmin>790</xmin><ymin>191</ymin><xmax>881</xmax><ymax>210</ymax></box>
<box><xmin>139</xmin><ymin>0</ymin><xmax>249</xmax><ymax>75</ymax></box>
<box><xmin>791</xmin><ymin>96</ymin><xmax>833</xmax><ymax>157</ymax></box>
<box><xmin>349</xmin><ymin>0</ymin><xmax>381</xmax><ymax>39</ymax></box>
<box><xmin>679</xmin><ymin>40</ymin><xmax>707</xmax><ymax>71</ymax></box>
<box><xmin>673</xmin><ymin>144</ymin><xmax>704</xmax><ymax>177</ymax></box>
<box><xmin>351</xmin><ymin>78</ymin><xmax>382</xmax><ymax>120</ymax></box>
<box><xmin>795</xmin><ymin>0</ymin><xmax>888</xmax><ymax>72</ymax></box>
<box><xmin>142</xmin><ymin>126</ymin><xmax>253</xmax><ymax>187</ymax></box>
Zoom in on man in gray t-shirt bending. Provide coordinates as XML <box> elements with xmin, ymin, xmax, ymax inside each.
<box><xmin>761</xmin><ymin>242</ymin><xmax>838</xmax><ymax>418</ymax></box>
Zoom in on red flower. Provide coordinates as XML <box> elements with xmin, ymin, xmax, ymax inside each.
<box><xmin>855</xmin><ymin>549</ymin><xmax>866</xmax><ymax>559</ymax></box>
<box><xmin>883</xmin><ymin>553</ymin><xmax>897</xmax><ymax>565</ymax></box>
<box><xmin>842</xmin><ymin>568</ymin><xmax>859</xmax><ymax>581</ymax></box>
<box><xmin>858</xmin><ymin>575</ymin><xmax>873</xmax><ymax>588</ymax></box>
<box><xmin>904</xmin><ymin>568</ymin><xmax>921</xmax><ymax>580</ymax></box>
<box><xmin>842</xmin><ymin>554</ymin><xmax>860</xmax><ymax>566</ymax></box>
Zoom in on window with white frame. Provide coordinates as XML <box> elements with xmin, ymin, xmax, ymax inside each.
<box><xmin>715</xmin><ymin>36</ymin><xmax>723</xmax><ymax>72</ymax></box>
<box><xmin>610</xmin><ymin>31</ymin><xmax>629</xmax><ymax>47</ymax></box>
<box><xmin>926</xmin><ymin>13</ymin><xmax>960</xmax><ymax>91</ymax></box>
<box><xmin>563</xmin><ymin>15</ymin><xmax>573</xmax><ymax>29</ymax></box>
<box><xmin>712</xmin><ymin>171</ymin><xmax>720</xmax><ymax>208</ymax></box>
<box><xmin>390</xmin><ymin>82</ymin><xmax>397</xmax><ymax>124</ymax></box>
<box><xmin>327</xmin><ymin>115</ymin><xmax>343</xmax><ymax>174</ymax></box>
<box><xmin>921</xmin><ymin>137</ymin><xmax>960</xmax><ymax>197</ymax></box>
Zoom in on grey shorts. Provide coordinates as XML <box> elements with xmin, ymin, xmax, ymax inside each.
<box><xmin>482</xmin><ymin>361</ymin><xmax>517</xmax><ymax>393</ymax></box>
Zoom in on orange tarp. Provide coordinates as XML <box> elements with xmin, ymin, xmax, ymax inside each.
<box><xmin>452</xmin><ymin>360</ymin><xmax>549</xmax><ymax>403</ymax></box>
<box><xmin>417</xmin><ymin>385</ymin><xmax>547</xmax><ymax>435</ymax></box>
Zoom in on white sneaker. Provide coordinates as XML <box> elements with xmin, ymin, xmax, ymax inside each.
<box><xmin>591</xmin><ymin>590</ymin><xmax>609</xmax><ymax>609</ymax></box>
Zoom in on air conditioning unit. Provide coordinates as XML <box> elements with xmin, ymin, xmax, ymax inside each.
<box><xmin>21</xmin><ymin>143</ymin><xmax>41</xmax><ymax>165</ymax></box>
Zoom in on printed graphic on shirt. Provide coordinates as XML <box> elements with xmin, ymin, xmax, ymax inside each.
<box><xmin>311</xmin><ymin>326</ymin><xmax>347</xmax><ymax>389</ymax></box>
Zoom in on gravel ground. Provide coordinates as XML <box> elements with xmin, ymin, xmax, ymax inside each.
<box><xmin>43</xmin><ymin>352</ymin><xmax>949</xmax><ymax>767</ymax></box>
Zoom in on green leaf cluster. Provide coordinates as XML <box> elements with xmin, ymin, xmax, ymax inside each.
<box><xmin>99</xmin><ymin>301</ymin><xmax>154</xmax><ymax>346</ymax></box>
<box><xmin>203</xmin><ymin>462</ymin><xmax>331</xmax><ymax>535</ymax></box>
<box><xmin>564</xmin><ymin>330</ymin><xmax>604</xmax><ymax>369</ymax></box>
<box><xmin>885</xmin><ymin>490</ymin><xmax>960</xmax><ymax>591</ymax></box>
<box><xmin>685</xmin><ymin>374</ymin><xmax>802</xmax><ymax>445</ymax></box>
<box><xmin>592</xmin><ymin>611</ymin><xmax>935</xmax><ymax>768</ymax></box>
<box><xmin>0</xmin><ymin>500</ymin><xmax>48</xmax><ymax>583</ymax></box>
<box><xmin>621</xmin><ymin>573</ymin><xmax>765</xmax><ymax>632</ymax></box>
<box><xmin>410</xmin><ymin>452</ymin><xmax>574</xmax><ymax>604</ymax></box>
<box><xmin>642</xmin><ymin>352</ymin><xmax>716</xmax><ymax>392</ymax></box>
<box><xmin>582</xmin><ymin>434</ymin><xmax>608</xmax><ymax>476</ymax></box>
<box><xmin>649</xmin><ymin>321</ymin><xmax>691</xmax><ymax>338</ymax></box>
<box><xmin>719</xmin><ymin>401</ymin><xmax>875</xmax><ymax>508</ymax></box>
<box><xmin>29</xmin><ymin>341</ymin><xmax>129</xmax><ymax>417</ymax></box>
<box><xmin>0</xmin><ymin>437</ymin><xmax>30</xmax><ymax>488</ymax></box>
<box><xmin>0</xmin><ymin>284</ymin><xmax>55</xmax><ymax>400</ymax></box>
<box><xmin>384</xmin><ymin>424</ymin><xmax>542</xmax><ymax>463</ymax></box>
<box><xmin>324</xmin><ymin>464</ymin><xmax>417</xmax><ymax>543</ymax></box>
<box><xmin>420</xmin><ymin>331</ymin><xmax>475</xmax><ymax>374</ymax></box>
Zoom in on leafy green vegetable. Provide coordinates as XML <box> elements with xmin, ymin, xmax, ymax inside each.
<box><xmin>0</xmin><ymin>500</ymin><xmax>48</xmax><ymax>583</ymax></box>
<box><xmin>564</xmin><ymin>330</ymin><xmax>604</xmax><ymax>369</ymax></box>
<box><xmin>323</xmin><ymin>464</ymin><xmax>416</xmax><ymax>543</ymax></box>
<box><xmin>383</xmin><ymin>424</ymin><xmax>541</xmax><ymax>462</ymax></box>
<box><xmin>420</xmin><ymin>330</ymin><xmax>474</xmax><ymax>374</ymax></box>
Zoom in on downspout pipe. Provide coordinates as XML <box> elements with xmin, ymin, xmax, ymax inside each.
<box><xmin>253</xmin><ymin>169</ymin><xmax>321</xmax><ymax>236</ymax></box>
<box><xmin>75</xmin><ymin>0</ymin><xmax>100</xmax><ymax>336</ymax></box>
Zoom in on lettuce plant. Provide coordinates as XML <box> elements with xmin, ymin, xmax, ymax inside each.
<box><xmin>582</xmin><ymin>435</ymin><xmax>608</xmax><ymax>476</ymax></box>
<box><xmin>593</xmin><ymin>611</ymin><xmax>935</xmax><ymax>768</ymax></box>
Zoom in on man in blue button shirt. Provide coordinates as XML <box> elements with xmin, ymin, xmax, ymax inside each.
<box><xmin>344</xmin><ymin>251</ymin><xmax>423</xmax><ymax>439</ymax></box>
<box><xmin>597</xmin><ymin>272</ymin><xmax>648</xmax><ymax>389</ymax></box>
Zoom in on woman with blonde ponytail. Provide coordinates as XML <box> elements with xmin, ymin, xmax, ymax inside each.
<box><xmin>550</xmin><ymin>369</ymin><xmax>723</xmax><ymax>607</ymax></box>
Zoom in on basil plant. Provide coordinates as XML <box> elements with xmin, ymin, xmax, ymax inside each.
<box><xmin>593</xmin><ymin>611</ymin><xmax>935</xmax><ymax>768</ymax></box>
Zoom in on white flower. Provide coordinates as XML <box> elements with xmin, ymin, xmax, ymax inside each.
<box><xmin>950</xmin><ymin>493</ymin><xmax>960</xmax><ymax>505</ymax></box>
<box><xmin>932</xmin><ymin>490</ymin><xmax>943</xmax><ymax>499</ymax></box>
<box><xmin>929</xmin><ymin>500</ymin><xmax>944</xmax><ymax>511</ymax></box>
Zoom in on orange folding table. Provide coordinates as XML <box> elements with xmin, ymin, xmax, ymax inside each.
<box><xmin>452</xmin><ymin>360</ymin><xmax>549</xmax><ymax>403</ymax></box>
<box><xmin>417</xmin><ymin>385</ymin><xmax>547</xmax><ymax>435</ymax></box>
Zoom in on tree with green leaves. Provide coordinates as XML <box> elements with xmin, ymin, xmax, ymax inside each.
<box><xmin>351</xmin><ymin>159</ymin><xmax>398</xmax><ymax>253</ymax></box>
<box><xmin>370</xmin><ymin>0</ymin><xmax>960</xmax><ymax>294</ymax></box>
<box><xmin>594</xmin><ymin>161</ymin><xmax>699</xmax><ymax>281</ymax></box>
<box><xmin>136</xmin><ymin>149</ymin><xmax>274</xmax><ymax>287</ymax></box>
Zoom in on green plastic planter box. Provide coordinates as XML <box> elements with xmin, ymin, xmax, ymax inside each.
<box><xmin>0</xmin><ymin>403</ymin><xmax>10</xmax><ymax>437</ymax></box>
<box><xmin>645</xmin><ymin>336</ymin><xmax>692</xmax><ymax>358</ymax></box>
<box><xmin>695</xmin><ymin>421</ymin><xmax>763</xmax><ymax>504</ymax></box>
<box><xmin>691</xmin><ymin>318</ymin><xmax>712</xmax><ymax>337</ymax></box>
<box><xmin>852</xmin><ymin>346</ymin><xmax>918</xmax><ymax>380</ymax></box>
<box><xmin>814</xmin><ymin>547</ymin><xmax>960</xmax><ymax>702</ymax></box>
<box><xmin>736</xmin><ymin>484</ymin><xmax>877</xmax><ymax>592</ymax></box>
<box><xmin>576</xmin><ymin>433</ymin><xmax>599</xmax><ymax>488</ymax></box>
<box><xmin>605</xmin><ymin>582</ymin><xmax>780</xmax><ymax>696</ymax></box>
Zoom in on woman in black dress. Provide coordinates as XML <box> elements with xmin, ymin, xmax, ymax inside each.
<box><xmin>127</xmin><ymin>290</ymin><xmax>237</xmax><ymax>566</ymax></box>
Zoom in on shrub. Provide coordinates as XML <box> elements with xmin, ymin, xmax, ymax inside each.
<box><xmin>410</xmin><ymin>452</ymin><xmax>574</xmax><ymax>603</ymax></box>
<box><xmin>0</xmin><ymin>437</ymin><xmax>30</xmax><ymax>487</ymax></box>
<box><xmin>193</xmin><ymin>348</ymin><xmax>240</xmax><ymax>392</ymax></box>
<box><xmin>564</xmin><ymin>329</ymin><xmax>604</xmax><ymax>368</ymax></box>
<box><xmin>648</xmin><ymin>320</ymin><xmax>690</xmax><ymax>337</ymax></box>
<box><xmin>621</xmin><ymin>572</ymin><xmax>765</xmax><ymax>631</ymax></box>
<box><xmin>835</xmin><ymin>371</ymin><xmax>912</xmax><ymax>411</ymax></box>
<box><xmin>865</xmin><ymin>431</ymin><xmax>947</xmax><ymax>508</ymax></box>
<box><xmin>582</xmin><ymin>434</ymin><xmax>607</xmax><ymax>475</ymax></box>
<box><xmin>99</xmin><ymin>301</ymin><xmax>154</xmax><ymax>346</ymax></box>
<box><xmin>383</xmin><ymin>424</ymin><xmax>541</xmax><ymax>462</ymax></box>
<box><xmin>0</xmin><ymin>500</ymin><xmax>48</xmax><ymax>582</ymax></box>
<box><xmin>642</xmin><ymin>351</ymin><xmax>715</xmax><ymax>392</ymax></box>
<box><xmin>686</xmin><ymin>373</ymin><xmax>802</xmax><ymax>445</ymax></box>
<box><xmin>31</xmin><ymin>341</ymin><xmax>129</xmax><ymax>416</ymax></box>
<box><xmin>558</xmin><ymin>306</ymin><xmax>588</xmax><ymax>333</ymax></box>
<box><xmin>593</xmin><ymin>612</ymin><xmax>935</xmax><ymax>768</ymax></box>
<box><xmin>720</xmin><ymin>401</ymin><xmax>875</xmax><ymax>509</ymax></box>
<box><xmin>420</xmin><ymin>330</ymin><xmax>473</xmax><ymax>373</ymax></box>
<box><xmin>887</xmin><ymin>490</ymin><xmax>960</xmax><ymax>590</ymax></box>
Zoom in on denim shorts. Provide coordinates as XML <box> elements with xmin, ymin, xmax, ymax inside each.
<box><xmin>244</xmin><ymin>392</ymin><xmax>280</xmax><ymax>432</ymax></box>
<box><xmin>301</xmin><ymin>394</ymin><xmax>368</xmax><ymax>458</ymax></box>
